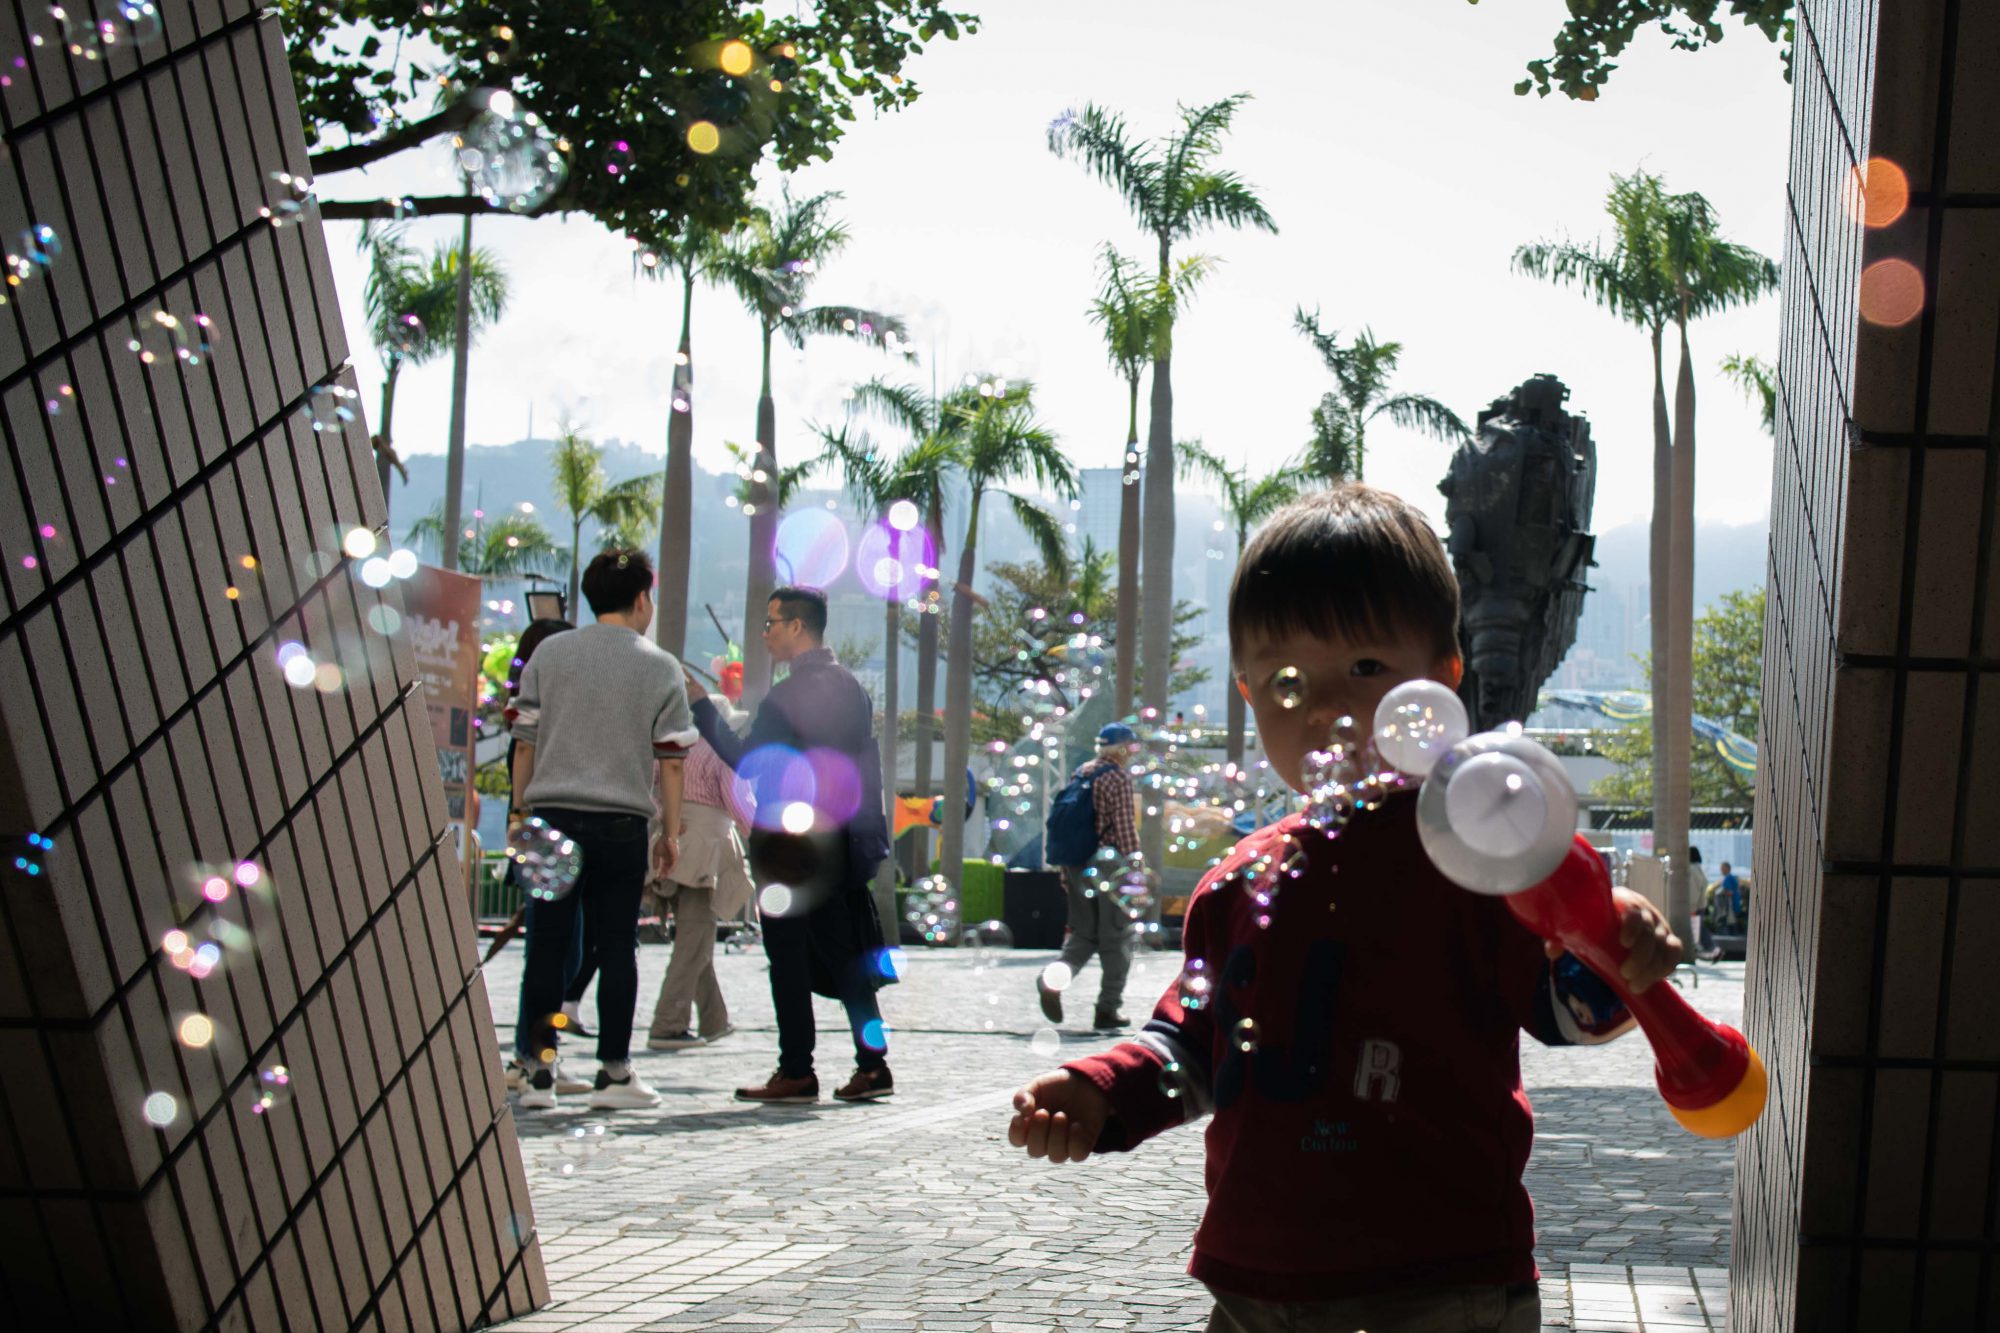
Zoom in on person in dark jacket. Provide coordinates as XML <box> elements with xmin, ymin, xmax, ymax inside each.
<box><xmin>686</xmin><ymin>585</ymin><xmax>896</xmax><ymax>1104</ymax></box>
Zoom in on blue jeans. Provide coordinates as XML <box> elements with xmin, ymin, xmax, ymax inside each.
<box><xmin>514</xmin><ymin>808</ymin><xmax>649</xmax><ymax>1064</ymax></box>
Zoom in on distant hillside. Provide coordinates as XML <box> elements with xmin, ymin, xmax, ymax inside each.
<box><xmin>1589</xmin><ymin>516</ymin><xmax>1770</xmax><ymax>611</ymax></box>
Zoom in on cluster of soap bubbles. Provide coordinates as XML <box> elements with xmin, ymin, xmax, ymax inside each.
<box><xmin>50</xmin><ymin>1</ymin><xmax>162</xmax><ymax>61</ymax></box>
<box><xmin>551</xmin><ymin>1123</ymin><xmax>616</xmax><ymax>1177</ymax></box>
<box><xmin>260</xmin><ymin>171</ymin><xmax>313</xmax><ymax>228</ymax></box>
<box><xmin>249</xmin><ymin>1063</ymin><xmax>293</xmax><ymax>1115</ymax></box>
<box><xmin>127</xmin><ymin>307</ymin><xmax>214</xmax><ymax>368</ymax></box>
<box><xmin>506</xmin><ymin>818</ymin><xmax>584</xmax><ymax>902</ymax></box>
<box><xmin>905</xmin><ymin>874</ymin><xmax>959</xmax><ymax>946</ymax></box>
<box><xmin>303</xmin><ymin>382</ymin><xmax>359</xmax><ymax>433</ymax></box>
<box><xmin>458</xmin><ymin>91</ymin><xmax>568</xmax><ymax>212</ymax></box>
<box><xmin>6</xmin><ymin>223</ymin><xmax>59</xmax><ymax>290</ymax></box>
<box><xmin>1299</xmin><ymin>714</ymin><xmax>1405</xmax><ymax>835</ymax></box>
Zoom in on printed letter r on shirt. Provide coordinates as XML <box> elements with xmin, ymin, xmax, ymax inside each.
<box><xmin>1353</xmin><ymin>1039</ymin><xmax>1402</xmax><ymax>1103</ymax></box>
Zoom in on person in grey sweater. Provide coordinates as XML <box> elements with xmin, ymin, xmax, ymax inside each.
<box><xmin>509</xmin><ymin>549</ymin><xmax>694</xmax><ymax>1109</ymax></box>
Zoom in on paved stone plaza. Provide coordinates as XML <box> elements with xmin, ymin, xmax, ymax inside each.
<box><xmin>480</xmin><ymin>936</ymin><xmax>1741</xmax><ymax>1332</ymax></box>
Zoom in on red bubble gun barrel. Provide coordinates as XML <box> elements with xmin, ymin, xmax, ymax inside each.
<box><xmin>1370</xmin><ymin>679</ymin><xmax>1767</xmax><ymax>1139</ymax></box>
<box><xmin>1510</xmin><ymin>837</ymin><xmax>1766</xmax><ymax>1139</ymax></box>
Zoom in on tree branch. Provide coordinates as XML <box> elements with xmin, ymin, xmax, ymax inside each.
<box><xmin>309</xmin><ymin>103</ymin><xmax>479</xmax><ymax>176</ymax></box>
<box><xmin>320</xmin><ymin>195</ymin><xmax>527</xmax><ymax>221</ymax></box>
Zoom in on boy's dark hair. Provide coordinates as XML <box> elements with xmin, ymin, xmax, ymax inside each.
<box><xmin>1228</xmin><ymin>484</ymin><xmax>1460</xmax><ymax>664</ymax></box>
<box><xmin>582</xmin><ymin>548</ymin><xmax>653</xmax><ymax>617</ymax></box>
<box><xmin>769</xmin><ymin>585</ymin><xmax>829</xmax><ymax>639</ymax></box>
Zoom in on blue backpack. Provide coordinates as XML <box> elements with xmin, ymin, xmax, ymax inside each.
<box><xmin>1044</xmin><ymin>763</ymin><xmax>1103</xmax><ymax>867</ymax></box>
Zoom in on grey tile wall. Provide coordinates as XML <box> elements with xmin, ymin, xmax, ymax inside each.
<box><xmin>0</xmin><ymin>4</ymin><xmax>546</xmax><ymax>1327</ymax></box>
<box><xmin>1738</xmin><ymin>0</ymin><xmax>2000</xmax><ymax>1326</ymax></box>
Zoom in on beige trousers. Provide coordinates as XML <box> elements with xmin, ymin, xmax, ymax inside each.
<box><xmin>647</xmin><ymin>883</ymin><xmax>730</xmax><ymax>1038</ymax></box>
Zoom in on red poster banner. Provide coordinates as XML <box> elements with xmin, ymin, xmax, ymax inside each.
<box><xmin>402</xmin><ymin>564</ymin><xmax>483</xmax><ymax>828</ymax></box>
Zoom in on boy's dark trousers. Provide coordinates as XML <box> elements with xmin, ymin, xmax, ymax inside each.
<box><xmin>516</xmin><ymin>807</ymin><xmax>650</xmax><ymax>1063</ymax></box>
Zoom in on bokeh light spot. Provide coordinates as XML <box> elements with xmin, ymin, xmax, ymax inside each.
<box><xmin>142</xmin><ymin>1092</ymin><xmax>178</xmax><ymax>1126</ymax></box>
<box><xmin>1847</xmin><ymin>157</ymin><xmax>1910</xmax><ymax>228</ymax></box>
<box><xmin>1859</xmin><ymin>257</ymin><xmax>1925</xmax><ymax>327</ymax></box>
<box><xmin>718</xmin><ymin>40</ymin><xmax>754</xmax><ymax>75</ymax></box>
<box><xmin>687</xmin><ymin>121</ymin><xmax>720</xmax><ymax>154</ymax></box>
<box><xmin>773</xmin><ymin>508</ymin><xmax>850</xmax><ymax>587</ymax></box>
<box><xmin>178</xmin><ymin>1014</ymin><xmax>214</xmax><ymax>1048</ymax></box>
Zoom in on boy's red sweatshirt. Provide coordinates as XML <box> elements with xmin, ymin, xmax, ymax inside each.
<box><xmin>1062</xmin><ymin>792</ymin><xmax>1630</xmax><ymax>1301</ymax></box>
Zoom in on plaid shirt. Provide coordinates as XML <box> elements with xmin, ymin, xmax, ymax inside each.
<box><xmin>1080</xmin><ymin>756</ymin><xmax>1140</xmax><ymax>857</ymax></box>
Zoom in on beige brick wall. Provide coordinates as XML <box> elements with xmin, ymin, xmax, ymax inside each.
<box><xmin>0</xmin><ymin>4</ymin><xmax>546</xmax><ymax>1326</ymax></box>
<box><xmin>1738</xmin><ymin>0</ymin><xmax>2000</xmax><ymax>1326</ymax></box>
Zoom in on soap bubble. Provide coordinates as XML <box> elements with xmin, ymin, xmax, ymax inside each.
<box><xmin>250</xmin><ymin>1063</ymin><xmax>292</xmax><ymax>1114</ymax></box>
<box><xmin>1039</xmin><ymin>960</ymin><xmax>1073</xmax><ymax>993</ymax></box>
<box><xmin>1231</xmin><ymin>1018</ymin><xmax>1260</xmax><ymax>1053</ymax></box>
<box><xmin>1373</xmin><ymin>679</ymin><xmax>1469</xmax><ymax>778</ymax></box>
<box><xmin>127</xmin><ymin>308</ymin><xmax>213</xmax><ymax>367</ymax></box>
<box><xmin>506</xmin><ymin>818</ymin><xmax>583</xmax><ymax>902</ymax></box>
<box><xmin>459</xmin><ymin>95</ymin><xmax>568</xmax><ymax>212</ymax></box>
<box><xmin>142</xmin><ymin>1091</ymin><xmax>178</xmax><ymax>1127</ymax></box>
<box><xmin>906</xmin><ymin>874</ymin><xmax>959</xmax><ymax>946</ymax></box>
<box><xmin>1272</xmin><ymin>665</ymin><xmax>1306</xmax><ymax>710</ymax></box>
<box><xmin>963</xmin><ymin>918</ymin><xmax>1013</xmax><ymax>963</ymax></box>
<box><xmin>1029</xmin><ymin>1027</ymin><xmax>1061</xmax><ymax>1057</ymax></box>
<box><xmin>305</xmin><ymin>382</ymin><xmax>358</xmax><ymax>432</ymax></box>
<box><xmin>773</xmin><ymin>508</ymin><xmax>850</xmax><ymax>587</ymax></box>
<box><xmin>1157</xmin><ymin>1059</ymin><xmax>1191</xmax><ymax>1100</ymax></box>
<box><xmin>6</xmin><ymin>224</ymin><xmax>59</xmax><ymax>284</ymax></box>
<box><xmin>259</xmin><ymin>172</ymin><xmax>312</xmax><ymax>227</ymax></box>
<box><xmin>552</xmin><ymin>1123</ymin><xmax>610</xmax><ymax>1174</ymax></box>
<box><xmin>1176</xmin><ymin>960</ymin><xmax>1211</xmax><ymax>1012</ymax></box>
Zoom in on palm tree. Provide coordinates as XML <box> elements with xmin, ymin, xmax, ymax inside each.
<box><xmin>406</xmin><ymin>504</ymin><xmax>563</xmax><ymax>578</ymax></box>
<box><xmin>1087</xmin><ymin>245</ymin><xmax>1214</xmax><ymax>719</ymax></box>
<box><xmin>722</xmin><ymin>440</ymin><xmax>811</xmax><ymax>512</ymax></box>
<box><xmin>1050</xmin><ymin>95</ymin><xmax>1276</xmax><ymax>868</ymax></box>
<box><xmin>1720</xmin><ymin>353</ymin><xmax>1777</xmax><ymax>437</ymax></box>
<box><xmin>1179</xmin><ymin>441</ymin><xmax>1300</xmax><ymax>768</ymax></box>
<box><xmin>937</xmin><ymin>384</ymin><xmax>1077</xmax><ymax>889</ymax></box>
<box><xmin>1514</xmin><ymin>170</ymin><xmax>1678</xmax><ymax>923</ymax></box>
<box><xmin>636</xmin><ymin>221</ymin><xmax>723</xmax><ymax>659</ymax></box>
<box><xmin>1655</xmin><ymin>188</ymin><xmax>1779</xmax><ymax>927</ymax></box>
<box><xmin>843</xmin><ymin>374</ymin><xmax>974</xmax><ymax>874</ymax></box>
<box><xmin>814</xmin><ymin>425</ymin><xmax>958</xmax><ymax>900</ymax></box>
<box><xmin>1291</xmin><ymin>314</ymin><xmax>1471</xmax><ymax>481</ymax></box>
<box><xmin>359</xmin><ymin>224</ymin><xmax>508</xmax><ymax>517</ymax></box>
<box><xmin>549</xmin><ymin>425</ymin><xmax>660</xmax><ymax>614</ymax></box>
<box><xmin>711</xmin><ymin>190</ymin><xmax>910</xmax><ymax>705</ymax></box>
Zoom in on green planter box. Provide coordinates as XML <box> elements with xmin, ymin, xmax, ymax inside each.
<box><xmin>959</xmin><ymin>859</ymin><xmax>1004</xmax><ymax>925</ymax></box>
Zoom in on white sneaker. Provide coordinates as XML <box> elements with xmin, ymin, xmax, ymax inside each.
<box><xmin>504</xmin><ymin>1058</ymin><xmax>527</xmax><ymax>1092</ymax></box>
<box><xmin>588</xmin><ymin>1067</ymin><xmax>662</xmax><ymax>1109</ymax></box>
<box><xmin>553</xmin><ymin>1060</ymin><xmax>593</xmax><ymax>1095</ymax></box>
<box><xmin>519</xmin><ymin>1065</ymin><xmax>557</xmax><ymax>1110</ymax></box>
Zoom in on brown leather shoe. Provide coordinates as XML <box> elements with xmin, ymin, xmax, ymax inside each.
<box><xmin>832</xmin><ymin>1066</ymin><xmax>894</xmax><ymax>1102</ymax></box>
<box><xmin>735</xmin><ymin>1069</ymin><xmax>819</xmax><ymax>1104</ymax></box>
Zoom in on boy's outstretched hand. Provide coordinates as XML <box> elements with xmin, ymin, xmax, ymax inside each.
<box><xmin>1008</xmin><ymin>1071</ymin><xmax>1112</xmax><ymax>1164</ymax></box>
<box><xmin>1541</xmin><ymin>886</ymin><xmax>1683</xmax><ymax>992</ymax></box>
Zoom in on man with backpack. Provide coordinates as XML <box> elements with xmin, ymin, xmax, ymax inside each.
<box><xmin>1038</xmin><ymin>723</ymin><xmax>1143</xmax><ymax>1031</ymax></box>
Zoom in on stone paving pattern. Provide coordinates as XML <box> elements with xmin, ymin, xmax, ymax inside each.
<box><xmin>479</xmin><ymin>937</ymin><xmax>1743</xmax><ymax>1332</ymax></box>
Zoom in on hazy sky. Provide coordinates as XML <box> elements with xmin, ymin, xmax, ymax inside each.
<box><xmin>318</xmin><ymin>0</ymin><xmax>1793</xmax><ymax>535</ymax></box>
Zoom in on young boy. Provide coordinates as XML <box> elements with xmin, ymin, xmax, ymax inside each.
<box><xmin>1007</xmin><ymin>486</ymin><xmax>1681</xmax><ymax>1333</ymax></box>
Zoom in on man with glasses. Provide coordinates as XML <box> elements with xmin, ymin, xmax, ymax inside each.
<box><xmin>687</xmin><ymin>585</ymin><xmax>897</xmax><ymax>1103</ymax></box>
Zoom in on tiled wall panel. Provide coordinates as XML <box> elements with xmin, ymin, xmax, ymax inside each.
<box><xmin>1738</xmin><ymin>0</ymin><xmax>2000</xmax><ymax>1327</ymax></box>
<box><xmin>0</xmin><ymin>4</ymin><xmax>546</xmax><ymax>1327</ymax></box>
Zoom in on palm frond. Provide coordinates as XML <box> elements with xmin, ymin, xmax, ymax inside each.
<box><xmin>590</xmin><ymin>473</ymin><xmax>661</xmax><ymax>533</ymax></box>
<box><xmin>1007</xmin><ymin>495</ymin><xmax>1071</xmax><ymax>585</ymax></box>
<box><xmin>1176</xmin><ymin>171</ymin><xmax>1278</xmax><ymax>238</ymax></box>
<box><xmin>1048</xmin><ymin>103</ymin><xmax>1159</xmax><ymax>224</ymax></box>
<box><xmin>812</xmin><ymin>423</ymin><xmax>892</xmax><ymax>508</ymax></box>
<box><xmin>1175</xmin><ymin>437</ymin><xmax>1235</xmax><ymax>496</ymax></box>
<box><xmin>849</xmin><ymin>378</ymin><xmax>934</xmax><ymax>436</ymax></box>
<box><xmin>549</xmin><ymin>427</ymin><xmax>605</xmax><ymax>520</ymax></box>
<box><xmin>783</xmin><ymin>304</ymin><xmax>911</xmax><ymax>355</ymax></box>
<box><xmin>1376</xmin><ymin>393</ymin><xmax>1472</xmax><ymax>444</ymax></box>
<box><xmin>1241</xmin><ymin>473</ymin><xmax>1301</xmax><ymax>528</ymax></box>
<box><xmin>1161</xmin><ymin>93</ymin><xmax>1253</xmax><ymax>202</ymax></box>
<box><xmin>1720</xmin><ymin>352</ymin><xmax>1778</xmax><ymax>437</ymax></box>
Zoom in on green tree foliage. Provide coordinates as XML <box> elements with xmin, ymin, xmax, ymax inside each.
<box><xmin>406</xmin><ymin>504</ymin><xmax>563</xmax><ymax>578</ymax></box>
<box><xmin>281</xmin><ymin>0</ymin><xmax>978</xmax><ymax>231</ymax></box>
<box><xmin>1497</xmin><ymin>0</ymin><xmax>1793</xmax><ymax>101</ymax></box>
<box><xmin>958</xmin><ymin>548</ymin><xmax>1209</xmax><ymax>745</ymax></box>
<box><xmin>1595</xmin><ymin>587</ymin><xmax>1765</xmax><ymax>808</ymax></box>
<box><xmin>1721</xmin><ymin>352</ymin><xmax>1777</xmax><ymax>437</ymax></box>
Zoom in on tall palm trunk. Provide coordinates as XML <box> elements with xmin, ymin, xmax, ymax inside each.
<box><xmin>376</xmin><ymin>360</ymin><xmax>401</xmax><ymax>518</ymax></box>
<box><xmin>1139</xmin><ymin>343</ymin><xmax>1175</xmax><ymax>873</ymax></box>
<box><xmin>1663</xmin><ymin>318</ymin><xmax>1698</xmax><ymax>931</ymax></box>
<box><xmin>939</xmin><ymin>495</ymin><xmax>982</xmax><ymax>890</ymax></box>
<box><xmin>1645</xmin><ymin>326</ymin><xmax>1675</xmax><ymax>906</ymax></box>
<box><xmin>1115</xmin><ymin>373</ymin><xmax>1142</xmax><ymax>719</ymax></box>
<box><xmin>1225</xmin><ymin>523</ymin><xmax>1249</xmax><ymax>769</ymax></box>
<box><xmin>876</xmin><ymin>598</ymin><xmax>901</xmax><ymax>905</ymax></box>
<box><xmin>740</xmin><ymin>328</ymin><xmax>779</xmax><ymax>706</ymax></box>
<box><xmin>656</xmin><ymin>270</ymin><xmax>696</xmax><ymax>656</ymax></box>
<box><xmin>568</xmin><ymin>515</ymin><xmax>584</xmax><ymax>621</ymax></box>
<box><xmin>908</xmin><ymin>497</ymin><xmax>944</xmax><ymax>878</ymax></box>
<box><xmin>440</xmin><ymin>207</ymin><xmax>476</xmax><ymax>571</ymax></box>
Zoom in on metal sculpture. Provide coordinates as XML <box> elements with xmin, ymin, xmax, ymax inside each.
<box><xmin>1437</xmin><ymin>374</ymin><xmax>1598</xmax><ymax>730</ymax></box>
